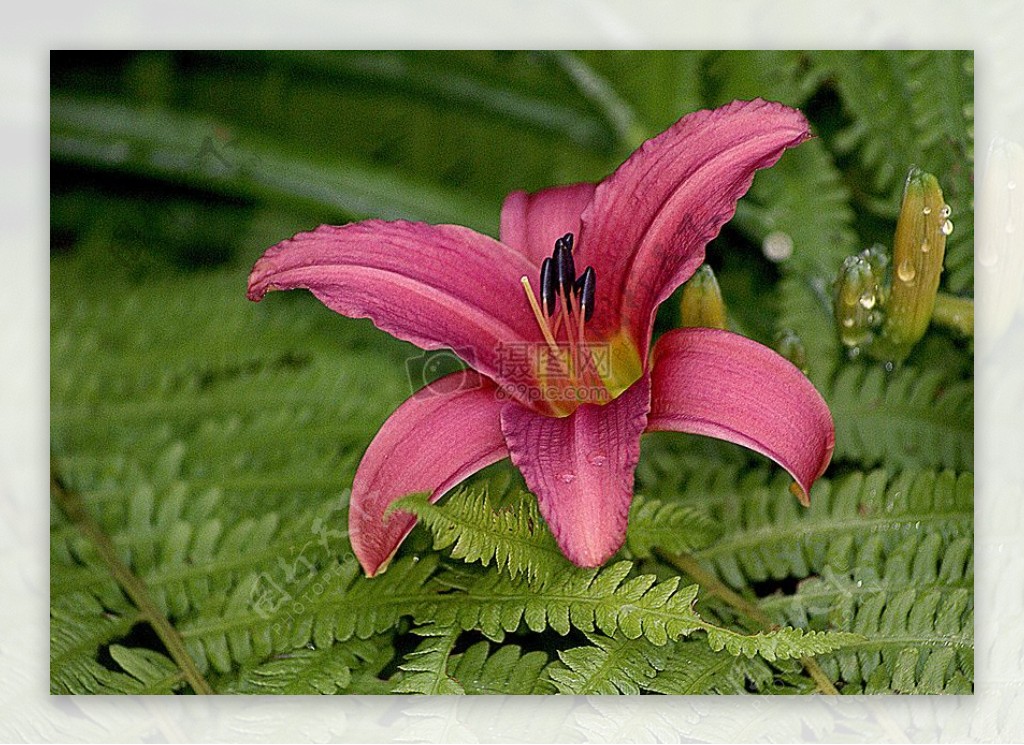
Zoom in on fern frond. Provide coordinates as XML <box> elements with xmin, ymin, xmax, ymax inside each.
<box><xmin>223</xmin><ymin>638</ymin><xmax>390</xmax><ymax>694</ymax></box>
<box><xmin>106</xmin><ymin>646</ymin><xmax>184</xmax><ymax>694</ymax></box>
<box><xmin>828</xmin><ymin>365</ymin><xmax>973</xmax><ymax>470</ymax></box>
<box><xmin>448</xmin><ymin>641</ymin><xmax>552</xmax><ymax>694</ymax></box>
<box><xmin>690</xmin><ymin>469</ymin><xmax>971</xmax><ymax>590</ymax></box>
<box><xmin>547</xmin><ymin>633</ymin><xmax>667</xmax><ymax>694</ymax></box>
<box><xmin>704</xmin><ymin>626</ymin><xmax>863</xmax><ymax>661</ymax></box>
<box><xmin>815</xmin><ymin>51</ymin><xmax>926</xmax><ymax>198</ymax></box>
<box><xmin>733</xmin><ymin>136</ymin><xmax>857</xmax><ymax>277</ymax></box>
<box><xmin>624</xmin><ymin>494</ymin><xmax>719</xmax><ymax>559</ymax></box>
<box><xmin>761</xmin><ymin>532</ymin><xmax>973</xmax><ymax>694</ymax></box>
<box><xmin>705</xmin><ymin>51</ymin><xmax>823</xmax><ymax>108</ymax></box>
<box><xmin>429</xmin><ymin>562</ymin><xmax>703</xmax><ymax>645</ymax></box>
<box><xmin>646</xmin><ymin>640</ymin><xmax>774</xmax><ymax>695</ymax></box>
<box><xmin>50</xmin><ymin>593</ymin><xmax>139</xmax><ymax>694</ymax></box>
<box><xmin>392</xmin><ymin>624</ymin><xmax>465</xmax><ymax>695</ymax></box>
<box><xmin>177</xmin><ymin>555</ymin><xmax>433</xmax><ymax>673</ymax></box>
<box><xmin>396</xmin><ymin>487</ymin><xmax>570</xmax><ymax>583</ymax></box>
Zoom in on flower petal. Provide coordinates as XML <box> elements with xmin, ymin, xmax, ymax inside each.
<box><xmin>500</xmin><ymin>183</ymin><xmax>596</xmax><ymax>266</ymax></box>
<box><xmin>647</xmin><ymin>328</ymin><xmax>834</xmax><ymax>504</ymax></box>
<box><xmin>578</xmin><ymin>100</ymin><xmax>810</xmax><ymax>355</ymax></box>
<box><xmin>350</xmin><ymin>370</ymin><xmax>508</xmax><ymax>576</ymax></box>
<box><xmin>248</xmin><ymin>220</ymin><xmax>547</xmax><ymax>407</ymax></box>
<box><xmin>500</xmin><ymin>375</ymin><xmax>651</xmax><ymax>567</ymax></box>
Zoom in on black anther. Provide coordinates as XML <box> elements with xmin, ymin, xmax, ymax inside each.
<box><xmin>554</xmin><ymin>242</ymin><xmax>576</xmax><ymax>310</ymax></box>
<box><xmin>575</xmin><ymin>266</ymin><xmax>596</xmax><ymax>322</ymax></box>
<box><xmin>539</xmin><ymin>257</ymin><xmax>557</xmax><ymax>316</ymax></box>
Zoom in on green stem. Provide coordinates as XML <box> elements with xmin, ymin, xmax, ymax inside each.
<box><xmin>51</xmin><ymin>463</ymin><xmax>215</xmax><ymax>695</ymax></box>
<box><xmin>931</xmin><ymin>293</ymin><xmax>974</xmax><ymax>337</ymax></box>
<box><xmin>656</xmin><ymin>550</ymin><xmax>839</xmax><ymax>696</ymax></box>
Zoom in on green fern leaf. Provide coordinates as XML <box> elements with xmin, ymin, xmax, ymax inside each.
<box><xmin>762</xmin><ymin>532</ymin><xmax>973</xmax><ymax>694</ymax></box>
<box><xmin>392</xmin><ymin>624</ymin><xmax>465</xmax><ymax>695</ymax></box>
<box><xmin>448</xmin><ymin>641</ymin><xmax>553</xmax><ymax>694</ymax></box>
<box><xmin>223</xmin><ymin>638</ymin><xmax>390</xmax><ymax>694</ymax></box>
<box><xmin>396</xmin><ymin>487</ymin><xmax>571</xmax><ymax>582</ymax></box>
<box><xmin>106</xmin><ymin>645</ymin><xmax>184</xmax><ymax>694</ymax></box>
<box><xmin>624</xmin><ymin>493</ymin><xmax>720</xmax><ymax>559</ymax></box>
<box><xmin>646</xmin><ymin>640</ymin><xmax>774</xmax><ymax>695</ymax></box>
<box><xmin>732</xmin><ymin>135</ymin><xmax>857</xmax><ymax>277</ymax></box>
<box><xmin>704</xmin><ymin>626</ymin><xmax>863</xmax><ymax>661</ymax></box>
<box><xmin>687</xmin><ymin>469</ymin><xmax>971</xmax><ymax>590</ymax></box>
<box><xmin>829</xmin><ymin>365</ymin><xmax>973</xmax><ymax>470</ymax></box>
<box><xmin>548</xmin><ymin>633</ymin><xmax>667</xmax><ymax>694</ymax></box>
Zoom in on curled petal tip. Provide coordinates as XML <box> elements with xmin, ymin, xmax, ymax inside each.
<box><xmin>648</xmin><ymin>328</ymin><xmax>835</xmax><ymax>504</ymax></box>
<box><xmin>790</xmin><ymin>481</ymin><xmax>811</xmax><ymax>507</ymax></box>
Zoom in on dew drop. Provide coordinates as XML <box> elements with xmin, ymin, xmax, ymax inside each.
<box><xmin>842</xmin><ymin>317</ymin><xmax>855</xmax><ymax>328</ymax></box>
<box><xmin>896</xmin><ymin>259</ymin><xmax>917</xmax><ymax>282</ymax></box>
<box><xmin>762</xmin><ymin>230</ymin><xmax>794</xmax><ymax>262</ymax></box>
<box><xmin>848</xmin><ymin>346</ymin><xmax>861</xmax><ymax>359</ymax></box>
<box><xmin>922</xmin><ymin>206</ymin><xmax>932</xmax><ymax>215</ymax></box>
<box><xmin>558</xmin><ymin>471</ymin><xmax>576</xmax><ymax>484</ymax></box>
<box><xmin>858</xmin><ymin>292</ymin><xmax>876</xmax><ymax>309</ymax></box>
<box><xmin>941</xmin><ymin>219</ymin><xmax>954</xmax><ymax>236</ymax></box>
<box><xmin>884</xmin><ymin>361</ymin><xmax>895</xmax><ymax>373</ymax></box>
<box><xmin>920</xmin><ymin>239</ymin><xmax>930</xmax><ymax>253</ymax></box>
<box><xmin>587</xmin><ymin>452</ymin><xmax>608</xmax><ymax>467</ymax></box>
<box><xmin>939</xmin><ymin>204</ymin><xmax>952</xmax><ymax>219</ymax></box>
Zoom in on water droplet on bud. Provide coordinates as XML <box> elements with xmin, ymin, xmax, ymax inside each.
<box><xmin>939</xmin><ymin>205</ymin><xmax>952</xmax><ymax>219</ymax></box>
<box><xmin>587</xmin><ymin>452</ymin><xmax>607</xmax><ymax>467</ymax></box>
<box><xmin>941</xmin><ymin>219</ymin><xmax>954</xmax><ymax>236</ymax></box>
<box><xmin>558</xmin><ymin>472</ymin><xmax>576</xmax><ymax>484</ymax></box>
<box><xmin>896</xmin><ymin>259</ymin><xmax>917</xmax><ymax>283</ymax></box>
<box><xmin>922</xmin><ymin>206</ymin><xmax>932</xmax><ymax>215</ymax></box>
<box><xmin>858</xmin><ymin>292</ymin><xmax>876</xmax><ymax>309</ymax></box>
<box><xmin>920</xmin><ymin>240</ymin><xmax>930</xmax><ymax>253</ymax></box>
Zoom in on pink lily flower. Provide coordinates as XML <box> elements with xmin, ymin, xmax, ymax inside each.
<box><xmin>248</xmin><ymin>99</ymin><xmax>835</xmax><ymax>576</ymax></box>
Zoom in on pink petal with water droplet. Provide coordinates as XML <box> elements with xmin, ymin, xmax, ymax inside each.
<box><xmin>500</xmin><ymin>375</ymin><xmax>651</xmax><ymax>567</ymax></box>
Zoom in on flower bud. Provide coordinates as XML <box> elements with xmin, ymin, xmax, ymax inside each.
<box><xmin>834</xmin><ymin>253</ymin><xmax>881</xmax><ymax>350</ymax></box>
<box><xmin>873</xmin><ymin>167</ymin><xmax>949</xmax><ymax>361</ymax></box>
<box><xmin>680</xmin><ymin>264</ymin><xmax>727</xmax><ymax>330</ymax></box>
<box><xmin>775</xmin><ymin>329</ymin><xmax>808</xmax><ymax>374</ymax></box>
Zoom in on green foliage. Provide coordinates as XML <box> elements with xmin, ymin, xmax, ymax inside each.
<box><xmin>448</xmin><ymin>640</ymin><xmax>553</xmax><ymax>694</ymax></box>
<box><xmin>828</xmin><ymin>365</ymin><xmax>973</xmax><ymax>471</ymax></box>
<box><xmin>51</xmin><ymin>51</ymin><xmax>972</xmax><ymax>695</ymax></box>
<box><xmin>224</xmin><ymin>638</ymin><xmax>393</xmax><ymax>694</ymax></box>
<box><xmin>396</xmin><ymin>487</ymin><xmax>571</xmax><ymax>583</ymax></box>
<box><xmin>392</xmin><ymin>624</ymin><xmax>466</xmax><ymax>694</ymax></box>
